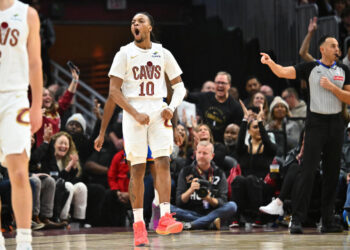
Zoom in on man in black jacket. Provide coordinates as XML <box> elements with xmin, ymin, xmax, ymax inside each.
<box><xmin>171</xmin><ymin>141</ymin><xmax>237</xmax><ymax>229</ymax></box>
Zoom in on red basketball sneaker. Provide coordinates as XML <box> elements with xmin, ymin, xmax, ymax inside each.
<box><xmin>156</xmin><ymin>213</ymin><xmax>183</xmax><ymax>235</ymax></box>
<box><xmin>133</xmin><ymin>221</ymin><xmax>149</xmax><ymax>246</ymax></box>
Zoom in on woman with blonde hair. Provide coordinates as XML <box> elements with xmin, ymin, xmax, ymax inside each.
<box><xmin>41</xmin><ymin>131</ymin><xmax>87</xmax><ymax>223</ymax></box>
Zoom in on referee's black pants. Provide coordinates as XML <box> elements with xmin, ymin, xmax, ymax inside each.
<box><xmin>292</xmin><ymin>112</ymin><xmax>344</xmax><ymax>224</ymax></box>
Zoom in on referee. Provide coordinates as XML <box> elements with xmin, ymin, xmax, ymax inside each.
<box><xmin>261</xmin><ymin>35</ymin><xmax>350</xmax><ymax>234</ymax></box>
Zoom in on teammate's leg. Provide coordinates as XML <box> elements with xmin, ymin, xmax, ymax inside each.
<box><xmin>6</xmin><ymin>151</ymin><xmax>32</xmax><ymax>249</ymax></box>
<box><xmin>149</xmin><ymin>112</ymin><xmax>183</xmax><ymax>235</ymax></box>
<box><xmin>154</xmin><ymin>156</ymin><xmax>171</xmax><ymax>215</ymax></box>
<box><xmin>149</xmin><ymin>163</ymin><xmax>161</xmax><ymax>230</ymax></box>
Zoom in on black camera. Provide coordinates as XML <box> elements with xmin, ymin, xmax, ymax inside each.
<box><xmin>195</xmin><ymin>179</ymin><xmax>211</xmax><ymax>198</ymax></box>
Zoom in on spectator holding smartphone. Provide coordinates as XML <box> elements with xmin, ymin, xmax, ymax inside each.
<box><xmin>36</xmin><ymin>65</ymin><xmax>80</xmax><ymax>146</ymax></box>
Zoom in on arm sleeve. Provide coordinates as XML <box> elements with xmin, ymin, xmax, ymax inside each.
<box><xmin>58</xmin><ymin>90</ymin><xmax>74</xmax><ymax>115</ymax></box>
<box><xmin>176</xmin><ymin>168</ymin><xmax>190</xmax><ymax>206</ymax></box>
<box><xmin>108</xmin><ymin>152</ymin><xmax>122</xmax><ymax>190</ymax></box>
<box><xmin>163</xmin><ymin>48</ymin><xmax>182</xmax><ymax>80</ymax></box>
<box><xmin>108</xmin><ymin>50</ymin><xmax>127</xmax><ymax>80</ymax></box>
<box><xmin>258</xmin><ymin>121</ymin><xmax>277</xmax><ymax>156</ymax></box>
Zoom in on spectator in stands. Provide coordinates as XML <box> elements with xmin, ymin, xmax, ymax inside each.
<box><xmin>84</xmin><ymin>134</ymin><xmax>118</xmax><ymax>188</ymax></box>
<box><xmin>186</xmin><ymin>71</ymin><xmax>243</xmax><ymax>143</ymax></box>
<box><xmin>333</xmin><ymin>0</ymin><xmax>347</xmax><ymax>22</ymax></box>
<box><xmin>201</xmin><ymin>81</ymin><xmax>215</xmax><ymax>92</ymax></box>
<box><xmin>259</xmin><ymin>134</ymin><xmax>306</xmax><ymax>217</ymax></box>
<box><xmin>172</xmin><ymin>123</ymin><xmax>190</xmax><ymax>160</ymax></box>
<box><xmin>187</xmin><ymin>124</ymin><xmax>229</xmax><ymax>175</ymax></box>
<box><xmin>171</xmin><ymin>141</ymin><xmax>237</xmax><ymax>230</ymax></box>
<box><xmin>36</xmin><ymin>68</ymin><xmax>79</xmax><ymax>147</ymax></box>
<box><xmin>260</xmin><ymin>85</ymin><xmax>274</xmax><ymax>97</ymax></box>
<box><xmin>259</xmin><ymin>132</ymin><xmax>322</xmax><ymax>226</ymax></box>
<box><xmin>260</xmin><ymin>85</ymin><xmax>274</xmax><ymax>105</ymax></box>
<box><xmin>265</xmin><ymin>96</ymin><xmax>301</xmax><ymax>152</ymax></box>
<box><xmin>103</xmin><ymin>149</ymin><xmax>131</xmax><ymax>226</ymax></box>
<box><xmin>65</xmin><ymin>113</ymin><xmax>93</xmax><ymax>166</ymax></box>
<box><xmin>342</xmin><ymin>39</ymin><xmax>350</xmax><ymax>69</ymax></box>
<box><xmin>223</xmin><ymin>123</ymin><xmax>240</xmax><ymax>160</ymax></box>
<box><xmin>41</xmin><ymin>132</ymin><xmax>88</xmax><ymax>225</ymax></box>
<box><xmin>29</xmin><ymin>124</ymin><xmax>67</xmax><ymax>229</ymax></box>
<box><xmin>30</xmin><ymin>0</ymin><xmax>56</xmax><ymax>86</ymax></box>
<box><xmin>249</xmin><ymin>91</ymin><xmax>270</xmax><ymax>122</ymax></box>
<box><xmin>229</xmin><ymin>86</ymin><xmax>239</xmax><ymax>101</ymax></box>
<box><xmin>340</xmin><ymin>7</ymin><xmax>350</xmax><ymax>46</ymax></box>
<box><xmin>230</xmin><ymin>102</ymin><xmax>277</xmax><ymax>226</ymax></box>
<box><xmin>281</xmin><ymin>88</ymin><xmax>307</xmax><ymax>118</ymax></box>
<box><xmin>243</xmin><ymin>76</ymin><xmax>262</xmax><ymax>106</ymax></box>
<box><xmin>171</xmin><ymin>124</ymin><xmax>191</xmax><ymax>190</ymax></box>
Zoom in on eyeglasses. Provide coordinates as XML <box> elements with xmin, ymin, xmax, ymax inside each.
<box><xmin>215</xmin><ymin>81</ymin><xmax>229</xmax><ymax>85</ymax></box>
<box><xmin>252</xmin><ymin>125</ymin><xmax>259</xmax><ymax>129</ymax></box>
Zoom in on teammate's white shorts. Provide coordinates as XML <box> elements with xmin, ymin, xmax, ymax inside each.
<box><xmin>0</xmin><ymin>91</ymin><xmax>31</xmax><ymax>166</ymax></box>
<box><xmin>122</xmin><ymin>101</ymin><xmax>173</xmax><ymax>166</ymax></box>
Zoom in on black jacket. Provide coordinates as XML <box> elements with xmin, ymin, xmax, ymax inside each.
<box><xmin>176</xmin><ymin>161</ymin><xmax>227</xmax><ymax>215</ymax></box>
<box><xmin>40</xmin><ymin>142</ymin><xmax>79</xmax><ymax>183</ymax></box>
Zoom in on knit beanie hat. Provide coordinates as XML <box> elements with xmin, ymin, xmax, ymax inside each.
<box><xmin>269</xmin><ymin>96</ymin><xmax>289</xmax><ymax>112</ymax></box>
<box><xmin>66</xmin><ymin>113</ymin><xmax>86</xmax><ymax>133</ymax></box>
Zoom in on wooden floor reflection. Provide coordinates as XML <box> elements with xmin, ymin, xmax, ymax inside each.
<box><xmin>3</xmin><ymin>227</ymin><xmax>350</xmax><ymax>250</ymax></box>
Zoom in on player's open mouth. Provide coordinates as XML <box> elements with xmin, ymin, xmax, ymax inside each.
<box><xmin>135</xmin><ymin>29</ymin><xmax>140</xmax><ymax>35</ymax></box>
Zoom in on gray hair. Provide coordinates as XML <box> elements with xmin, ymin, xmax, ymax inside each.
<box><xmin>197</xmin><ymin>141</ymin><xmax>214</xmax><ymax>153</ymax></box>
<box><xmin>216</xmin><ymin>71</ymin><xmax>231</xmax><ymax>84</ymax></box>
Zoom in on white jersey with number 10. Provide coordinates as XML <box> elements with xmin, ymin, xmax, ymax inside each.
<box><xmin>108</xmin><ymin>42</ymin><xmax>182</xmax><ymax>101</ymax></box>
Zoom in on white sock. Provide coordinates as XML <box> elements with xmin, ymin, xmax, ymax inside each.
<box><xmin>153</xmin><ymin>189</ymin><xmax>159</xmax><ymax>206</ymax></box>
<box><xmin>16</xmin><ymin>228</ymin><xmax>32</xmax><ymax>248</ymax></box>
<box><xmin>160</xmin><ymin>202</ymin><xmax>170</xmax><ymax>217</ymax></box>
<box><xmin>133</xmin><ymin>208</ymin><xmax>144</xmax><ymax>223</ymax></box>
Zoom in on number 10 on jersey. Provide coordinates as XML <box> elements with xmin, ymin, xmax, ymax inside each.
<box><xmin>139</xmin><ymin>81</ymin><xmax>155</xmax><ymax>96</ymax></box>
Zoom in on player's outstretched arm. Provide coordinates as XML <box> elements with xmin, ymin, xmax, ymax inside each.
<box><xmin>27</xmin><ymin>6</ymin><xmax>43</xmax><ymax>134</ymax></box>
<box><xmin>320</xmin><ymin>77</ymin><xmax>350</xmax><ymax>104</ymax></box>
<box><xmin>260</xmin><ymin>53</ymin><xmax>296</xmax><ymax>79</ymax></box>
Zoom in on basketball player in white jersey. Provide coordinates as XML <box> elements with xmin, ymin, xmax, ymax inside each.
<box><xmin>94</xmin><ymin>12</ymin><xmax>186</xmax><ymax>246</ymax></box>
<box><xmin>0</xmin><ymin>0</ymin><xmax>43</xmax><ymax>249</ymax></box>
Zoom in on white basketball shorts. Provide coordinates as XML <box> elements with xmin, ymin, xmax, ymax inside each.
<box><xmin>122</xmin><ymin>102</ymin><xmax>173</xmax><ymax>166</ymax></box>
<box><xmin>0</xmin><ymin>91</ymin><xmax>31</xmax><ymax>165</ymax></box>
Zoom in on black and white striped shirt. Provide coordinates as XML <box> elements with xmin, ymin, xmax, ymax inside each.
<box><xmin>294</xmin><ymin>60</ymin><xmax>350</xmax><ymax>114</ymax></box>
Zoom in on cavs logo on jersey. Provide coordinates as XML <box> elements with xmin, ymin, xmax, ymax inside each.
<box><xmin>0</xmin><ymin>22</ymin><xmax>20</xmax><ymax>46</ymax></box>
<box><xmin>16</xmin><ymin>108</ymin><xmax>30</xmax><ymax>126</ymax></box>
<box><xmin>132</xmin><ymin>61</ymin><xmax>161</xmax><ymax>80</ymax></box>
